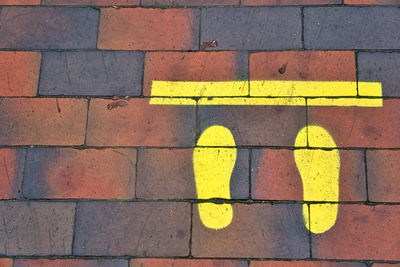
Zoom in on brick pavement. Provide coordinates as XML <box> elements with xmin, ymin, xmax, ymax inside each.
<box><xmin>0</xmin><ymin>0</ymin><xmax>399</xmax><ymax>266</ymax></box>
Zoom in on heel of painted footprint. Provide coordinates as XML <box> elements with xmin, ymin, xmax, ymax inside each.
<box><xmin>294</xmin><ymin>125</ymin><xmax>340</xmax><ymax>234</ymax></box>
<box><xmin>193</xmin><ymin>125</ymin><xmax>237</xmax><ymax>230</ymax></box>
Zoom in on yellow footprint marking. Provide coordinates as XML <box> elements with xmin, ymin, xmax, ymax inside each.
<box><xmin>294</xmin><ymin>126</ymin><xmax>340</xmax><ymax>234</ymax></box>
<box><xmin>193</xmin><ymin>125</ymin><xmax>237</xmax><ymax>230</ymax></box>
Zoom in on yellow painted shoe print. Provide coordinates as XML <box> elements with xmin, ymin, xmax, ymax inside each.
<box><xmin>294</xmin><ymin>125</ymin><xmax>340</xmax><ymax>234</ymax></box>
<box><xmin>193</xmin><ymin>125</ymin><xmax>237</xmax><ymax>230</ymax></box>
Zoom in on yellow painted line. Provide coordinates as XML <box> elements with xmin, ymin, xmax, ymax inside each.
<box><xmin>358</xmin><ymin>82</ymin><xmax>382</xmax><ymax>97</ymax></box>
<box><xmin>149</xmin><ymin>97</ymin><xmax>197</xmax><ymax>105</ymax></box>
<box><xmin>308</xmin><ymin>98</ymin><xmax>383</xmax><ymax>107</ymax></box>
<box><xmin>197</xmin><ymin>97</ymin><xmax>306</xmax><ymax>106</ymax></box>
<box><xmin>294</xmin><ymin>126</ymin><xmax>339</xmax><ymax>234</ymax></box>
<box><xmin>193</xmin><ymin>125</ymin><xmax>236</xmax><ymax>230</ymax></box>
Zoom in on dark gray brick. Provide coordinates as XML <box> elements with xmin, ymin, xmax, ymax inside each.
<box><xmin>358</xmin><ymin>52</ymin><xmax>400</xmax><ymax>97</ymax></box>
<box><xmin>304</xmin><ymin>7</ymin><xmax>400</xmax><ymax>49</ymax></box>
<box><xmin>0</xmin><ymin>7</ymin><xmax>99</xmax><ymax>49</ymax></box>
<box><xmin>73</xmin><ymin>202</ymin><xmax>190</xmax><ymax>256</ymax></box>
<box><xmin>201</xmin><ymin>7</ymin><xmax>302</xmax><ymax>50</ymax></box>
<box><xmin>39</xmin><ymin>52</ymin><xmax>144</xmax><ymax>96</ymax></box>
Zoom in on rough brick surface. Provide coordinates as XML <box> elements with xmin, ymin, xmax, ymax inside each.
<box><xmin>201</xmin><ymin>7</ymin><xmax>302</xmax><ymax>50</ymax></box>
<box><xmin>141</xmin><ymin>0</ymin><xmax>239</xmax><ymax>6</ymax></box>
<box><xmin>312</xmin><ymin>204</ymin><xmax>400</xmax><ymax>260</ymax></box>
<box><xmin>198</xmin><ymin>106</ymin><xmax>306</xmax><ymax>146</ymax></box>
<box><xmin>39</xmin><ymin>51</ymin><xmax>144</xmax><ymax>96</ymax></box>
<box><xmin>250</xmin><ymin>51</ymin><xmax>355</xmax><ymax>82</ymax></box>
<box><xmin>243</xmin><ymin>0</ymin><xmax>340</xmax><ymax>5</ymax></box>
<box><xmin>23</xmin><ymin>148</ymin><xmax>136</xmax><ymax>199</ymax></box>
<box><xmin>136</xmin><ymin>148</ymin><xmax>249</xmax><ymax>199</ymax></box>
<box><xmin>345</xmin><ymin>0</ymin><xmax>400</xmax><ymax>4</ymax></box>
<box><xmin>250</xmin><ymin>261</ymin><xmax>367</xmax><ymax>266</ymax></box>
<box><xmin>358</xmin><ymin>52</ymin><xmax>400</xmax><ymax>97</ymax></box>
<box><xmin>87</xmin><ymin>98</ymin><xmax>195</xmax><ymax>147</ymax></box>
<box><xmin>304</xmin><ymin>7</ymin><xmax>400</xmax><ymax>49</ymax></box>
<box><xmin>251</xmin><ymin>149</ymin><xmax>366</xmax><ymax>201</ymax></box>
<box><xmin>0</xmin><ymin>52</ymin><xmax>41</xmax><ymax>97</ymax></box>
<box><xmin>372</xmin><ymin>264</ymin><xmax>400</xmax><ymax>267</ymax></box>
<box><xmin>143</xmin><ymin>51</ymin><xmax>248</xmax><ymax>96</ymax></box>
<box><xmin>308</xmin><ymin>100</ymin><xmax>400</xmax><ymax>148</ymax></box>
<box><xmin>0</xmin><ymin>0</ymin><xmax>39</xmax><ymax>4</ymax></box>
<box><xmin>74</xmin><ymin>202</ymin><xmax>190</xmax><ymax>256</ymax></box>
<box><xmin>131</xmin><ymin>259</ymin><xmax>248</xmax><ymax>267</ymax></box>
<box><xmin>0</xmin><ymin>7</ymin><xmax>99</xmax><ymax>49</ymax></box>
<box><xmin>0</xmin><ymin>202</ymin><xmax>75</xmax><ymax>256</ymax></box>
<box><xmin>42</xmin><ymin>0</ymin><xmax>139</xmax><ymax>5</ymax></box>
<box><xmin>14</xmin><ymin>259</ymin><xmax>128</xmax><ymax>267</ymax></box>
<box><xmin>0</xmin><ymin>259</ymin><xmax>12</xmax><ymax>267</ymax></box>
<box><xmin>98</xmin><ymin>8</ymin><xmax>199</xmax><ymax>50</ymax></box>
<box><xmin>0</xmin><ymin>98</ymin><xmax>87</xmax><ymax>146</ymax></box>
<box><xmin>0</xmin><ymin>149</ymin><xmax>24</xmax><ymax>200</ymax></box>
<box><xmin>192</xmin><ymin>203</ymin><xmax>309</xmax><ymax>258</ymax></box>
<box><xmin>366</xmin><ymin>150</ymin><xmax>400</xmax><ymax>202</ymax></box>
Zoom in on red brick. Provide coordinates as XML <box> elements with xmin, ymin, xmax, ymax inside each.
<box><xmin>131</xmin><ymin>259</ymin><xmax>247</xmax><ymax>267</ymax></box>
<box><xmin>0</xmin><ymin>98</ymin><xmax>87</xmax><ymax>146</ymax></box>
<box><xmin>250</xmin><ymin>261</ymin><xmax>366</xmax><ymax>267</ymax></box>
<box><xmin>86</xmin><ymin>98</ymin><xmax>195</xmax><ymax>147</ymax></box>
<box><xmin>98</xmin><ymin>8</ymin><xmax>199</xmax><ymax>50</ymax></box>
<box><xmin>0</xmin><ymin>52</ymin><xmax>41</xmax><ymax>97</ymax></box>
<box><xmin>42</xmin><ymin>0</ymin><xmax>138</xmax><ymax>5</ymax></box>
<box><xmin>0</xmin><ymin>202</ymin><xmax>75</xmax><ymax>256</ymax></box>
<box><xmin>23</xmin><ymin>148</ymin><xmax>136</xmax><ymax>199</ymax></box>
<box><xmin>144</xmin><ymin>51</ymin><xmax>248</xmax><ymax>96</ymax></box>
<box><xmin>136</xmin><ymin>148</ymin><xmax>249</xmax><ymax>199</ymax></box>
<box><xmin>250</xmin><ymin>51</ymin><xmax>355</xmax><ymax>82</ymax></box>
<box><xmin>0</xmin><ymin>259</ymin><xmax>12</xmax><ymax>267</ymax></box>
<box><xmin>243</xmin><ymin>0</ymin><xmax>340</xmax><ymax>5</ymax></box>
<box><xmin>367</xmin><ymin>150</ymin><xmax>400</xmax><ymax>202</ymax></box>
<box><xmin>312</xmin><ymin>204</ymin><xmax>400</xmax><ymax>260</ymax></box>
<box><xmin>0</xmin><ymin>0</ymin><xmax>39</xmax><ymax>4</ymax></box>
<box><xmin>345</xmin><ymin>0</ymin><xmax>400</xmax><ymax>4</ymax></box>
<box><xmin>251</xmin><ymin>149</ymin><xmax>366</xmax><ymax>201</ymax></box>
<box><xmin>192</xmin><ymin>203</ymin><xmax>309</xmax><ymax>258</ymax></box>
<box><xmin>14</xmin><ymin>259</ymin><xmax>128</xmax><ymax>267</ymax></box>
<box><xmin>372</xmin><ymin>264</ymin><xmax>400</xmax><ymax>267</ymax></box>
<box><xmin>308</xmin><ymin>100</ymin><xmax>400</xmax><ymax>148</ymax></box>
<box><xmin>141</xmin><ymin>0</ymin><xmax>239</xmax><ymax>6</ymax></box>
<box><xmin>0</xmin><ymin>149</ymin><xmax>24</xmax><ymax>200</ymax></box>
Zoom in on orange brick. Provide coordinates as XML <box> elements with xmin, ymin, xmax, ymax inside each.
<box><xmin>250</xmin><ymin>51</ymin><xmax>355</xmax><ymax>82</ymax></box>
<box><xmin>23</xmin><ymin>148</ymin><xmax>136</xmax><ymax>199</ymax></box>
<box><xmin>250</xmin><ymin>261</ymin><xmax>366</xmax><ymax>267</ymax></box>
<box><xmin>143</xmin><ymin>51</ymin><xmax>248</xmax><ymax>96</ymax></box>
<box><xmin>312</xmin><ymin>204</ymin><xmax>400</xmax><ymax>260</ymax></box>
<box><xmin>131</xmin><ymin>259</ymin><xmax>247</xmax><ymax>267</ymax></box>
<box><xmin>0</xmin><ymin>149</ymin><xmax>24</xmax><ymax>199</ymax></box>
<box><xmin>367</xmin><ymin>150</ymin><xmax>400</xmax><ymax>202</ymax></box>
<box><xmin>0</xmin><ymin>52</ymin><xmax>41</xmax><ymax>96</ymax></box>
<box><xmin>251</xmin><ymin>149</ymin><xmax>366</xmax><ymax>201</ymax></box>
<box><xmin>0</xmin><ymin>259</ymin><xmax>12</xmax><ymax>267</ymax></box>
<box><xmin>42</xmin><ymin>0</ymin><xmax>138</xmax><ymax>5</ymax></box>
<box><xmin>98</xmin><ymin>8</ymin><xmax>199</xmax><ymax>50</ymax></box>
<box><xmin>0</xmin><ymin>98</ymin><xmax>87</xmax><ymax>146</ymax></box>
<box><xmin>0</xmin><ymin>0</ymin><xmax>39</xmax><ymax>4</ymax></box>
<box><xmin>14</xmin><ymin>259</ymin><xmax>128</xmax><ymax>267</ymax></box>
<box><xmin>345</xmin><ymin>0</ymin><xmax>400</xmax><ymax>4</ymax></box>
<box><xmin>243</xmin><ymin>0</ymin><xmax>340</xmax><ymax>5</ymax></box>
<box><xmin>86</xmin><ymin>98</ymin><xmax>195</xmax><ymax>147</ymax></box>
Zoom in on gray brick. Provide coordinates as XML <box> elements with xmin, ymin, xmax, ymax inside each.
<box><xmin>201</xmin><ymin>7</ymin><xmax>302</xmax><ymax>50</ymax></box>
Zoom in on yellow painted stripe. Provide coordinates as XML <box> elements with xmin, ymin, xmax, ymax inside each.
<box><xmin>358</xmin><ymin>82</ymin><xmax>382</xmax><ymax>97</ymax></box>
<box><xmin>149</xmin><ymin>97</ymin><xmax>197</xmax><ymax>105</ymax></box>
<box><xmin>197</xmin><ymin>97</ymin><xmax>306</xmax><ymax>106</ymax></box>
<box><xmin>307</xmin><ymin>98</ymin><xmax>383</xmax><ymax>107</ymax></box>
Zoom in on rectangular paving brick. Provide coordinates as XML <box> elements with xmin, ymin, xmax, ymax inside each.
<box><xmin>42</xmin><ymin>0</ymin><xmax>139</xmax><ymax>5</ymax></box>
<box><xmin>312</xmin><ymin>204</ymin><xmax>400</xmax><ymax>260</ymax></box>
<box><xmin>372</xmin><ymin>264</ymin><xmax>400</xmax><ymax>267</ymax></box>
<box><xmin>98</xmin><ymin>8</ymin><xmax>199</xmax><ymax>50</ymax></box>
<box><xmin>192</xmin><ymin>203</ymin><xmax>309</xmax><ymax>258</ymax></box>
<box><xmin>137</xmin><ymin>148</ymin><xmax>249</xmax><ymax>200</ymax></box>
<box><xmin>143</xmin><ymin>51</ymin><xmax>248</xmax><ymax>96</ymax></box>
<box><xmin>23</xmin><ymin>148</ymin><xmax>136</xmax><ymax>199</ymax></box>
<box><xmin>39</xmin><ymin>51</ymin><xmax>144</xmax><ymax>96</ymax></box>
<box><xmin>131</xmin><ymin>259</ymin><xmax>248</xmax><ymax>267</ymax></box>
<box><xmin>250</xmin><ymin>261</ymin><xmax>367</xmax><ymax>266</ymax></box>
<box><xmin>0</xmin><ymin>7</ymin><xmax>98</xmax><ymax>49</ymax></box>
<box><xmin>366</xmin><ymin>150</ymin><xmax>400</xmax><ymax>202</ymax></box>
<box><xmin>87</xmin><ymin>98</ymin><xmax>195</xmax><ymax>147</ymax></box>
<box><xmin>0</xmin><ymin>52</ymin><xmax>41</xmax><ymax>97</ymax></box>
<box><xmin>201</xmin><ymin>7</ymin><xmax>302</xmax><ymax>50</ymax></box>
<box><xmin>198</xmin><ymin>105</ymin><xmax>306</xmax><ymax>146</ymax></box>
<box><xmin>251</xmin><ymin>149</ymin><xmax>366</xmax><ymax>201</ymax></box>
<box><xmin>0</xmin><ymin>259</ymin><xmax>12</xmax><ymax>267</ymax></box>
<box><xmin>358</xmin><ymin>52</ymin><xmax>400</xmax><ymax>97</ymax></box>
<box><xmin>345</xmin><ymin>0</ymin><xmax>400</xmax><ymax>4</ymax></box>
<box><xmin>141</xmin><ymin>0</ymin><xmax>239</xmax><ymax>5</ymax></box>
<box><xmin>308</xmin><ymin>100</ymin><xmax>400</xmax><ymax>148</ymax></box>
<box><xmin>14</xmin><ymin>259</ymin><xmax>128</xmax><ymax>267</ymax></box>
<box><xmin>74</xmin><ymin>202</ymin><xmax>190</xmax><ymax>256</ymax></box>
<box><xmin>0</xmin><ymin>202</ymin><xmax>75</xmax><ymax>256</ymax></box>
<box><xmin>243</xmin><ymin>0</ymin><xmax>340</xmax><ymax>5</ymax></box>
<box><xmin>250</xmin><ymin>51</ymin><xmax>356</xmax><ymax>82</ymax></box>
<box><xmin>0</xmin><ymin>0</ymin><xmax>39</xmax><ymax>4</ymax></box>
<box><xmin>304</xmin><ymin>7</ymin><xmax>400</xmax><ymax>49</ymax></box>
<box><xmin>0</xmin><ymin>149</ymin><xmax>25</xmax><ymax>200</ymax></box>
<box><xmin>0</xmin><ymin>98</ymin><xmax>87</xmax><ymax>146</ymax></box>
